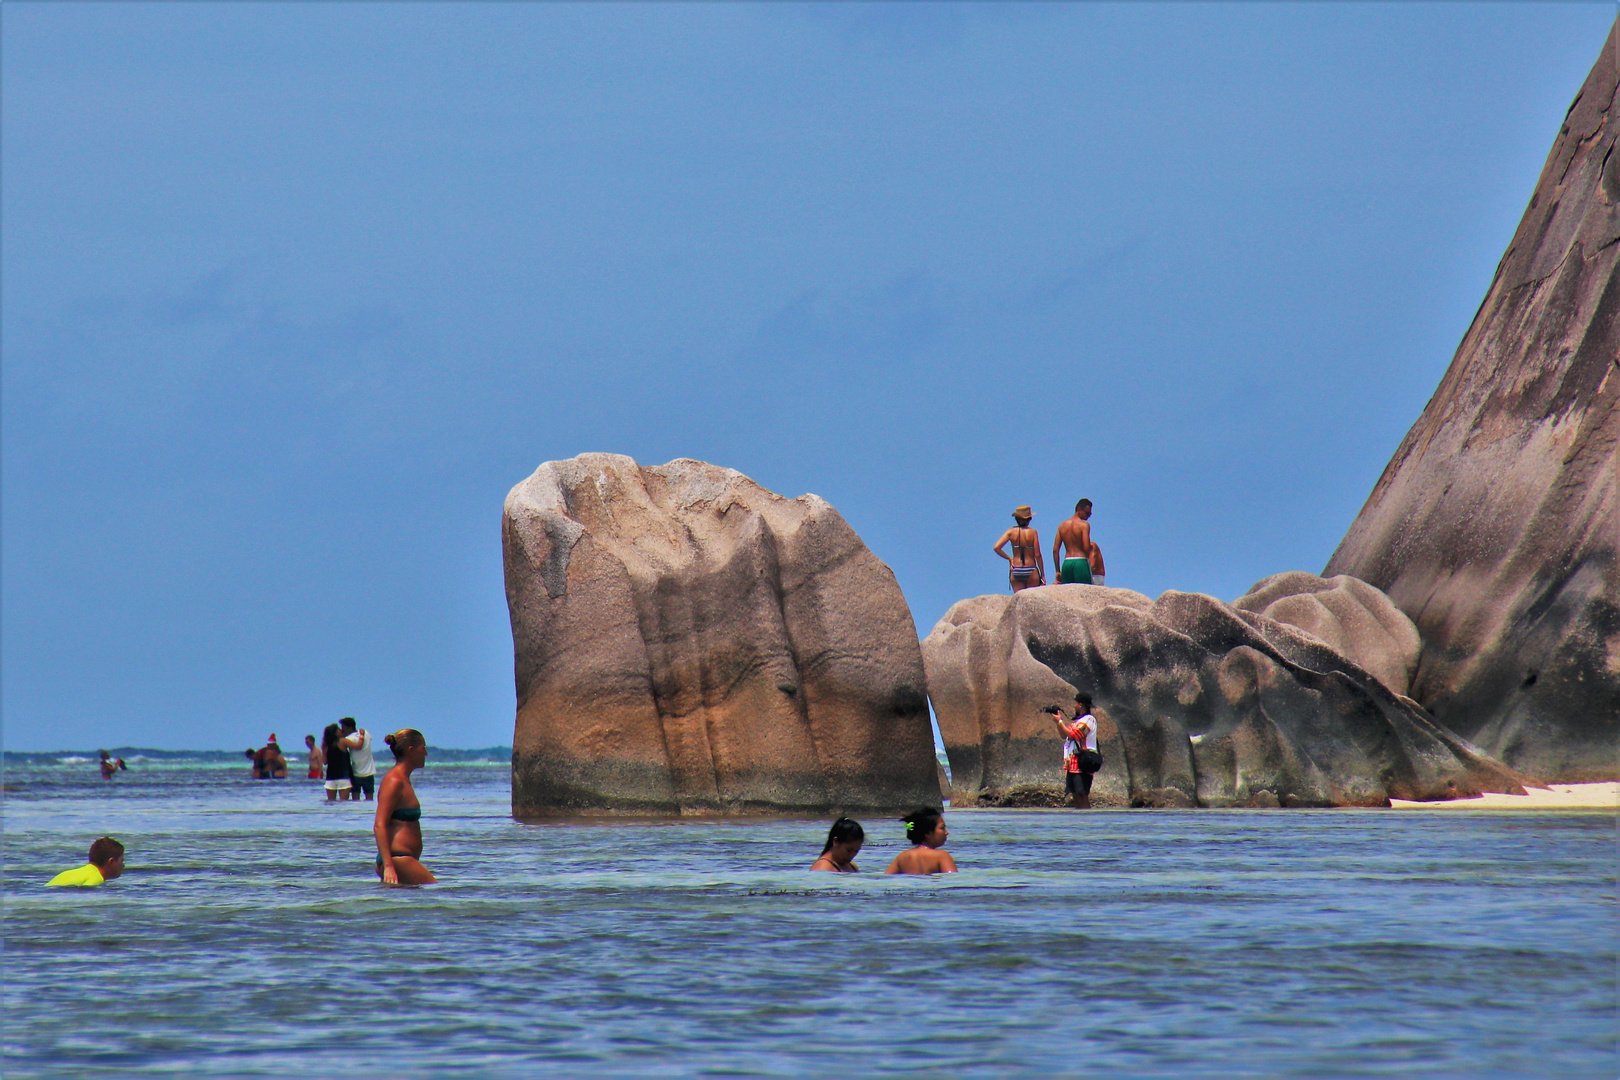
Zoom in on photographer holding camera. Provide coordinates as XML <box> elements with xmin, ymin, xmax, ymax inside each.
<box><xmin>1044</xmin><ymin>694</ymin><xmax>1102</xmax><ymax>808</ymax></box>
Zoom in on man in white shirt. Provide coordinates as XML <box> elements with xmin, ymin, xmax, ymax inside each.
<box><xmin>339</xmin><ymin>717</ymin><xmax>377</xmax><ymax>801</ymax></box>
<box><xmin>1045</xmin><ymin>693</ymin><xmax>1103</xmax><ymax>808</ymax></box>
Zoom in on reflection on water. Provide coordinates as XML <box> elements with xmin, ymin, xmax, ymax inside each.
<box><xmin>2</xmin><ymin>763</ymin><xmax>1614</xmax><ymax>1078</ymax></box>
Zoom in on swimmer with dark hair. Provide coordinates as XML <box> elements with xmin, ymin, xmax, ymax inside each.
<box><xmin>810</xmin><ymin>816</ymin><xmax>864</xmax><ymax>872</ymax></box>
<box><xmin>885</xmin><ymin>807</ymin><xmax>957</xmax><ymax>875</ymax></box>
<box><xmin>47</xmin><ymin>837</ymin><xmax>125</xmax><ymax>887</ymax></box>
<box><xmin>374</xmin><ymin>728</ymin><xmax>436</xmax><ymax>885</ymax></box>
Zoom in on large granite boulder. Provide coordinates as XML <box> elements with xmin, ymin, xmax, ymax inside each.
<box><xmin>1233</xmin><ymin>572</ymin><xmax>1422</xmax><ymax>697</ymax></box>
<box><xmin>1325</xmin><ymin>20</ymin><xmax>1620</xmax><ymax>782</ymax></box>
<box><xmin>503</xmin><ymin>454</ymin><xmax>939</xmax><ymax>816</ymax></box>
<box><xmin>922</xmin><ymin>585</ymin><xmax>1525</xmax><ymax>808</ymax></box>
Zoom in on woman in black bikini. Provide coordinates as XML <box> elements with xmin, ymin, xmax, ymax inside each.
<box><xmin>374</xmin><ymin>728</ymin><xmax>435</xmax><ymax>885</ymax></box>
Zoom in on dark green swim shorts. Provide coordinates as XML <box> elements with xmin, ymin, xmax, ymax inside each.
<box><xmin>1060</xmin><ymin>557</ymin><xmax>1093</xmax><ymax>585</ymax></box>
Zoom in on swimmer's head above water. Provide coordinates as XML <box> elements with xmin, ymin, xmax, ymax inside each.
<box><xmin>901</xmin><ymin>807</ymin><xmax>947</xmax><ymax>848</ymax></box>
<box><xmin>89</xmin><ymin>836</ymin><xmax>125</xmax><ymax>880</ymax></box>
<box><xmin>811</xmin><ymin>816</ymin><xmax>865</xmax><ymax>871</ymax></box>
<box><xmin>821</xmin><ymin>816</ymin><xmax>864</xmax><ymax>856</ymax></box>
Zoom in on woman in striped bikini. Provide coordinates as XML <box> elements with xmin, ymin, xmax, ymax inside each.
<box><xmin>993</xmin><ymin>505</ymin><xmax>1046</xmax><ymax>592</ymax></box>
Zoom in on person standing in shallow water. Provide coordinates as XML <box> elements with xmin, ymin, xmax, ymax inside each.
<box><xmin>374</xmin><ymin>729</ymin><xmax>435</xmax><ymax>885</ymax></box>
<box><xmin>305</xmin><ymin>734</ymin><xmax>324</xmax><ymax>780</ymax></box>
<box><xmin>810</xmin><ymin>817</ymin><xmax>864</xmax><ymax>872</ymax></box>
<box><xmin>885</xmin><ymin>808</ymin><xmax>957</xmax><ymax>874</ymax></box>
<box><xmin>994</xmin><ymin>506</ymin><xmax>1045</xmax><ymax>592</ymax></box>
<box><xmin>1053</xmin><ymin>499</ymin><xmax>1097</xmax><ymax>585</ymax></box>
<box><xmin>322</xmin><ymin>723</ymin><xmax>352</xmax><ymax>801</ymax></box>
<box><xmin>1046</xmin><ymin>694</ymin><xmax>1102</xmax><ymax>808</ymax></box>
<box><xmin>339</xmin><ymin>718</ymin><xmax>376</xmax><ymax>802</ymax></box>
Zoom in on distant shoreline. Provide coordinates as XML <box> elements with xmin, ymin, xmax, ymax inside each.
<box><xmin>2</xmin><ymin>746</ymin><xmax>512</xmax><ymax>766</ymax></box>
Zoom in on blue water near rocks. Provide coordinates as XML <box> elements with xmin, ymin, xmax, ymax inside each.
<box><xmin>3</xmin><ymin>760</ymin><xmax>1614</xmax><ymax>1079</ymax></box>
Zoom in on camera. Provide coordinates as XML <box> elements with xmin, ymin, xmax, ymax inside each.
<box><xmin>1040</xmin><ymin>704</ymin><xmax>1066</xmax><ymax>715</ymax></box>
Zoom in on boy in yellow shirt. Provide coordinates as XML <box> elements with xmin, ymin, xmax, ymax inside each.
<box><xmin>46</xmin><ymin>837</ymin><xmax>125</xmax><ymax>887</ymax></box>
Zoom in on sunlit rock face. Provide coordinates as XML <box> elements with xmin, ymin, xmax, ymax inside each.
<box><xmin>922</xmin><ymin>585</ymin><xmax>1525</xmax><ymax>808</ymax></box>
<box><xmin>1233</xmin><ymin>572</ymin><xmax>1422</xmax><ymax>698</ymax></box>
<box><xmin>1326</xmin><ymin>21</ymin><xmax>1620</xmax><ymax>782</ymax></box>
<box><xmin>503</xmin><ymin>454</ymin><xmax>938</xmax><ymax>816</ymax></box>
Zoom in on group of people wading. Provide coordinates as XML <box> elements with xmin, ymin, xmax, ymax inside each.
<box><xmin>51</xmin><ymin>726</ymin><xmax>435</xmax><ymax>888</ymax></box>
<box><xmin>809</xmin><ymin>808</ymin><xmax>958</xmax><ymax>875</ymax></box>
<box><xmin>53</xmin><ymin>500</ymin><xmax>1111</xmax><ymax>890</ymax></box>
<box><xmin>308</xmin><ymin>720</ymin><xmax>435</xmax><ymax>883</ymax></box>
<box><xmin>994</xmin><ymin>499</ymin><xmax>1104</xmax><ymax>592</ymax></box>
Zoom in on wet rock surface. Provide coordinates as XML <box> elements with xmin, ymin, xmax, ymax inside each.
<box><xmin>1325</xmin><ymin>21</ymin><xmax>1620</xmax><ymax>782</ymax></box>
<box><xmin>922</xmin><ymin>585</ymin><xmax>1526</xmax><ymax>808</ymax></box>
<box><xmin>503</xmin><ymin>454</ymin><xmax>938</xmax><ymax>816</ymax></box>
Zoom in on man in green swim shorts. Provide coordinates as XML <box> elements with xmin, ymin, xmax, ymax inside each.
<box><xmin>1053</xmin><ymin>499</ymin><xmax>1097</xmax><ymax>584</ymax></box>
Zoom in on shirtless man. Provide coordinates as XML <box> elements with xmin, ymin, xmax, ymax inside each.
<box><xmin>1053</xmin><ymin>499</ymin><xmax>1098</xmax><ymax>585</ymax></box>
<box><xmin>994</xmin><ymin>506</ymin><xmax>1045</xmax><ymax>592</ymax></box>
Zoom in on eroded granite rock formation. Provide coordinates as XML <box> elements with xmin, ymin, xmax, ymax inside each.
<box><xmin>922</xmin><ymin>585</ymin><xmax>1524</xmax><ymax>807</ymax></box>
<box><xmin>1325</xmin><ymin>20</ymin><xmax>1620</xmax><ymax>782</ymax></box>
<box><xmin>503</xmin><ymin>454</ymin><xmax>938</xmax><ymax>816</ymax></box>
<box><xmin>1233</xmin><ymin>572</ymin><xmax>1422</xmax><ymax>697</ymax></box>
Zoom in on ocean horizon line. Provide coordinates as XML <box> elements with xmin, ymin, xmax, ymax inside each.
<box><xmin>2</xmin><ymin>745</ymin><xmax>513</xmax><ymax>766</ymax></box>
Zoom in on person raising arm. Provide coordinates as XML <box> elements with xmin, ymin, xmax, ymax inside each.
<box><xmin>1045</xmin><ymin>694</ymin><xmax>1103</xmax><ymax>808</ymax></box>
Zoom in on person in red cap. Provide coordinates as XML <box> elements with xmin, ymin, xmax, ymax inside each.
<box><xmin>249</xmin><ymin>736</ymin><xmax>288</xmax><ymax>779</ymax></box>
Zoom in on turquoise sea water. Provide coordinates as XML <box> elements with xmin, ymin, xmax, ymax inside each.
<box><xmin>3</xmin><ymin>760</ymin><xmax>1614</xmax><ymax>1079</ymax></box>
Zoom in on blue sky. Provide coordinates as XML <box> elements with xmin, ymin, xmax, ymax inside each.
<box><xmin>4</xmin><ymin>3</ymin><xmax>1614</xmax><ymax>751</ymax></box>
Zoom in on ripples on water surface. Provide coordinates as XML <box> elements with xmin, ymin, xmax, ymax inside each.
<box><xmin>2</xmin><ymin>762</ymin><xmax>1614</xmax><ymax>1078</ymax></box>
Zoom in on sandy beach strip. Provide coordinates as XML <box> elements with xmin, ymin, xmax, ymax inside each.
<box><xmin>1388</xmin><ymin>781</ymin><xmax>1618</xmax><ymax>810</ymax></box>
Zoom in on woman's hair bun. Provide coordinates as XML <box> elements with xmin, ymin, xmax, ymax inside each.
<box><xmin>384</xmin><ymin>728</ymin><xmax>424</xmax><ymax>759</ymax></box>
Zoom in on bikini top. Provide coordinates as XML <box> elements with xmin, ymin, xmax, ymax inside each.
<box><xmin>1011</xmin><ymin>527</ymin><xmax>1036</xmax><ymax>560</ymax></box>
<box><xmin>391</xmin><ymin>806</ymin><xmax>422</xmax><ymax>822</ymax></box>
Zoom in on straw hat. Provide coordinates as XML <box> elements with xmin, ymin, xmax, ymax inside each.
<box><xmin>1012</xmin><ymin>506</ymin><xmax>1033</xmax><ymax>520</ymax></box>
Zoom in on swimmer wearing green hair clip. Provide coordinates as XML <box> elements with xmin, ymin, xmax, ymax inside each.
<box><xmin>885</xmin><ymin>808</ymin><xmax>957</xmax><ymax>875</ymax></box>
